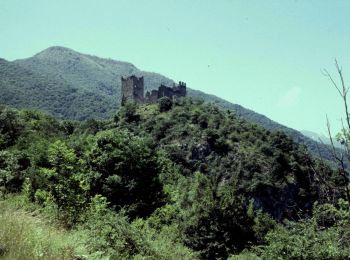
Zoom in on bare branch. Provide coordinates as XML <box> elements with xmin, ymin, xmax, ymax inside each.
<box><xmin>322</xmin><ymin>68</ymin><xmax>343</xmax><ymax>97</ymax></box>
<box><xmin>326</xmin><ymin>115</ymin><xmax>350</xmax><ymax>208</ymax></box>
<box><xmin>341</xmin><ymin>119</ymin><xmax>350</xmax><ymax>161</ymax></box>
<box><xmin>335</xmin><ymin>58</ymin><xmax>349</xmax><ymax>95</ymax></box>
<box><xmin>327</xmin><ymin>115</ymin><xmax>339</xmax><ymax>159</ymax></box>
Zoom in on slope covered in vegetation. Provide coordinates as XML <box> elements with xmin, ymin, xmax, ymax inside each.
<box><xmin>0</xmin><ymin>58</ymin><xmax>112</xmax><ymax>120</ymax></box>
<box><xmin>1</xmin><ymin>97</ymin><xmax>349</xmax><ymax>259</ymax></box>
<box><xmin>0</xmin><ymin>46</ymin><xmax>337</xmax><ymax>166</ymax></box>
<box><xmin>0</xmin><ymin>196</ymin><xmax>88</xmax><ymax>259</ymax></box>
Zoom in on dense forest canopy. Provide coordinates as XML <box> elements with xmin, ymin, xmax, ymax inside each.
<box><xmin>1</xmin><ymin>98</ymin><xmax>350</xmax><ymax>259</ymax></box>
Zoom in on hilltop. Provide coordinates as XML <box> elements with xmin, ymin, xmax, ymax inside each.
<box><xmin>0</xmin><ymin>46</ymin><xmax>340</xmax><ymax>164</ymax></box>
<box><xmin>1</xmin><ymin>99</ymin><xmax>347</xmax><ymax>259</ymax></box>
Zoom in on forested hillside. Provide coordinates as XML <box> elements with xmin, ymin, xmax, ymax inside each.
<box><xmin>13</xmin><ymin>46</ymin><xmax>174</xmax><ymax>117</ymax></box>
<box><xmin>1</xmin><ymin>98</ymin><xmax>349</xmax><ymax>259</ymax></box>
<box><xmin>0</xmin><ymin>58</ymin><xmax>112</xmax><ymax>120</ymax></box>
<box><xmin>0</xmin><ymin>46</ymin><xmax>339</xmax><ymax>166</ymax></box>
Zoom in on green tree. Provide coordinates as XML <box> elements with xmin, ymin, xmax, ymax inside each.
<box><xmin>177</xmin><ymin>172</ymin><xmax>257</xmax><ymax>259</ymax></box>
<box><xmin>0</xmin><ymin>107</ymin><xmax>23</xmax><ymax>149</ymax></box>
<box><xmin>158</xmin><ymin>97</ymin><xmax>173</xmax><ymax>112</ymax></box>
<box><xmin>0</xmin><ymin>151</ymin><xmax>30</xmax><ymax>193</ymax></box>
<box><xmin>88</xmin><ymin>130</ymin><xmax>164</xmax><ymax>218</ymax></box>
<box><xmin>36</xmin><ymin>140</ymin><xmax>88</xmax><ymax>225</ymax></box>
<box><xmin>119</xmin><ymin>101</ymin><xmax>140</xmax><ymax>123</ymax></box>
<box><xmin>250</xmin><ymin>203</ymin><xmax>350</xmax><ymax>260</ymax></box>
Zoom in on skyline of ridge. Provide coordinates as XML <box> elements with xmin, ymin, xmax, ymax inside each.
<box><xmin>1</xmin><ymin>0</ymin><xmax>350</xmax><ymax>135</ymax></box>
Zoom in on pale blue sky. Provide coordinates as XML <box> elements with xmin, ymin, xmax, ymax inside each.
<box><xmin>1</xmin><ymin>0</ymin><xmax>350</xmax><ymax>134</ymax></box>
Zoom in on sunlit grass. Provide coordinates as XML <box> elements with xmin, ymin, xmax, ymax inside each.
<box><xmin>0</xmin><ymin>196</ymin><xmax>87</xmax><ymax>260</ymax></box>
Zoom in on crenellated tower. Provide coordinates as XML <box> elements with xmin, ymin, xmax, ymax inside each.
<box><xmin>121</xmin><ymin>75</ymin><xmax>144</xmax><ymax>104</ymax></box>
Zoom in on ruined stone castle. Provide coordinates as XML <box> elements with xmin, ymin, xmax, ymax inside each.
<box><xmin>121</xmin><ymin>75</ymin><xmax>187</xmax><ymax>105</ymax></box>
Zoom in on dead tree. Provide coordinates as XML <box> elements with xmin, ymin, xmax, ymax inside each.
<box><xmin>322</xmin><ymin>59</ymin><xmax>350</xmax><ymax>208</ymax></box>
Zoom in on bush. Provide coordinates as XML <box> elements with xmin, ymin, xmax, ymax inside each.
<box><xmin>88</xmin><ymin>130</ymin><xmax>164</xmax><ymax>218</ymax></box>
<box><xmin>0</xmin><ymin>151</ymin><xmax>30</xmax><ymax>193</ymax></box>
<box><xmin>158</xmin><ymin>97</ymin><xmax>173</xmax><ymax>112</ymax></box>
<box><xmin>248</xmin><ymin>203</ymin><xmax>350</xmax><ymax>260</ymax></box>
<box><xmin>0</xmin><ymin>107</ymin><xmax>24</xmax><ymax>148</ymax></box>
<box><xmin>81</xmin><ymin>195</ymin><xmax>196</xmax><ymax>259</ymax></box>
<box><xmin>119</xmin><ymin>101</ymin><xmax>140</xmax><ymax>122</ymax></box>
<box><xmin>31</xmin><ymin>140</ymin><xmax>88</xmax><ymax>226</ymax></box>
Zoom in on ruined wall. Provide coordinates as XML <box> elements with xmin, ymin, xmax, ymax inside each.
<box><xmin>121</xmin><ymin>76</ymin><xmax>144</xmax><ymax>104</ymax></box>
<box><xmin>145</xmin><ymin>89</ymin><xmax>159</xmax><ymax>103</ymax></box>
<box><xmin>158</xmin><ymin>84</ymin><xmax>174</xmax><ymax>99</ymax></box>
<box><xmin>133</xmin><ymin>76</ymin><xmax>144</xmax><ymax>103</ymax></box>
<box><xmin>173</xmin><ymin>81</ymin><xmax>187</xmax><ymax>98</ymax></box>
<box><xmin>121</xmin><ymin>77</ymin><xmax>133</xmax><ymax>104</ymax></box>
<box><xmin>121</xmin><ymin>76</ymin><xmax>187</xmax><ymax>105</ymax></box>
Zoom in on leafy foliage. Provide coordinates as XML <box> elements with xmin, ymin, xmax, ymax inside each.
<box><xmin>243</xmin><ymin>202</ymin><xmax>350</xmax><ymax>259</ymax></box>
<box><xmin>0</xmin><ymin>47</ymin><xmax>339</xmax><ymax>166</ymax></box>
<box><xmin>158</xmin><ymin>96</ymin><xmax>173</xmax><ymax>112</ymax></box>
<box><xmin>0</xmin><ymin>99</ymin><xmax>348</xmax><ymax>258</ymax></box>
<box><xmin>88</xmin><ymin>130</ymin><xmax>164</xmax><ymax>218</ymax></box>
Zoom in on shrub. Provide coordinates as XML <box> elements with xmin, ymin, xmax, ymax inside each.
<box><xmin>88</xmin><ymin>130</ymin><xmax>164</xmax><ymax>218</ymax></box>
<box><xmin>158</xmin><ymin>97</ymin><xmax>173</xmax><ymax>112</ymax></box>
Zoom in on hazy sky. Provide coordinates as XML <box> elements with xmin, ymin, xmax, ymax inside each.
<box><xmin>1</xmin><ymin>0</ymin><xmax>350</xmax><ymax>135</ymax></box>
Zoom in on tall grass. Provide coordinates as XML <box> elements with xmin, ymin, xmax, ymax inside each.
<box><xmin>0</xmin><ymin>196</ymin><xmax>87</xmax><ymax>260</ymax></box>
<box><xmin>0</xmin><ymin>194</ymin><xmax>197</xmax><ymax>259</ymax></box>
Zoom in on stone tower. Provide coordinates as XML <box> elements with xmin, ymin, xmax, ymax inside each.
<box><xmin>173</xmin><ymin>81</ymin><xmax>187</xmax><ymax>97</ymax></box>
<box><xmin>121</xmin><ymin>75</ymin><xmax>144</xmax><ymax>104</ymax></box>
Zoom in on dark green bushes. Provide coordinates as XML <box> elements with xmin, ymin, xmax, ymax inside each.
<box><xmin>0</xmin><ymin>100</ymin><xmax>347</xmax><ymax>259</ymax></box>
<box><xmin>88</xmin><ymin>130</ymin><xmax>164</xmax><ymax>218</ymax></box>
<box><xmin>158</xmin><ymin>96</ymin><xmax>173</xmax><ymax>112</ymax></box>
<box><xmin>0</xmin><ymin>107</ymin><xmax>24</xmax><ymax>149</ymax></box>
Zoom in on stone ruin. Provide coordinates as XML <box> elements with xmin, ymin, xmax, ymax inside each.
<box><xmin>121</xmin><ymin>75</ymin><xmax>187</xmax><ymax>105</ymax></box>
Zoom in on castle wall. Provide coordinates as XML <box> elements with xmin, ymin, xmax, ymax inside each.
<box><xmin>158</xmin><ymin>85</ymin><xmax>174</xmax><ymax>99</ymax></box>
<box><xmin>121</xmin><ymin>77</ymin><xmax>134</xmax><ymax>104</ymax></box>
<box><xmin>121</xmin><ymin>76</ymin><xmax>187</xmax><ymax>105</ymax></box>
<box><xmin>148</xmin><ymin>90</ymin><xmax>159</xmax><ymax>103</ymax></box>
<box><xmin>121</xmin><ymin>76</ymin><xmax>144</xmax><ymax>104</ymax></box>
<box><xmin>173</xmin><ymin>83</ymin><xmax>186</xmax><ymax>97</ymax></box>
<box><xmin>133</xmin><ymin>76</ymin><xmax>144</xmax><ymax>103</ymax></box>
<box><xmin>177</xmin><ymin>82</ymin><xmax>187</xmax><ymax>97</ymax></box>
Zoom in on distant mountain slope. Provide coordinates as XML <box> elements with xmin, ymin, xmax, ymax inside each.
<box><xmin>14</xmin><ymin>46</ymin><xmax>174</xmax><ymax>104</ymax></box>
<box><xmin>301</xmin><ymin>130</ymin><xmax>342</xmax><ymax>149</ymax></box>
<box><xmin>0</xmin><ymin>57</ymin><xmax>115</xmax><ymax>120</ymax></box>
<box><xmin>0</xmin><ymin>46</ymin><xmax>340</xmax><ymax>163</ymax></box>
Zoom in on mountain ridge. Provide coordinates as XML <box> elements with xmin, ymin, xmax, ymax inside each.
<box><xmin>0</xmin><ymin>46</ymin><xmax>340</xmax><ymax>163</ymax></box>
